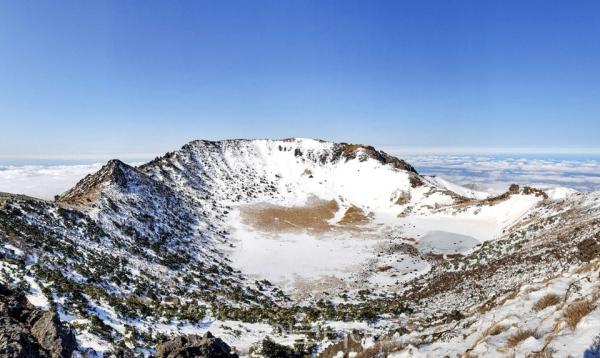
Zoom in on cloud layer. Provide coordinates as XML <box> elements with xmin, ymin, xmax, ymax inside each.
<box><xmin>0</xmin><ymin>164</ymin><xmax>103</xmax><ymax>200</ymax></box>
<box><xmin>399</xmin><ymin>154</ymin><xmax>600</xmax><ymax>193</ymax></box>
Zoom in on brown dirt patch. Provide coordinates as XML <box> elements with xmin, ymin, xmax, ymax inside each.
<box><xmin>240</xmin><ymin>198</ymin><xmax>338</xmax><ymax>233</ymax></box>
<box><xmin>338</xmin><ymin>206</ymin><xmax>372</xmax><ymax>226</ymax></box>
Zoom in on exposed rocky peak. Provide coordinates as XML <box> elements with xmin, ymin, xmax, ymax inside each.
<box><xmin>56</xmin><ymin>157</ymin><xmax>200</xmax><ymax>248</ymax></box>
<box><xmin>57</xmin><ymin>159</ymin><xmax>141</xmax><ymax>206</ymax></box>
<box><xmin>477</xmin><ymin>183</ymin><xmax>549</xmax><ymax>205</ymax></box>
<box><xmin>339</xmin><ymin>143</ymin><xmax>418</xmax><ymax>174</ymax></box>
<box><xmin>99</xmin><ymin>159</ymin><xmax>134</xmax><ymax>187</ymax></box>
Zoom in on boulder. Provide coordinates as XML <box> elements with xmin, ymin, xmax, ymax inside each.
<box><xmin>0</xmin><ymin>283</ymin><xmax>76</xmax><ymax>358</ymax></box>
<box><xmin>30</xmin><ymin>311</ymin><xmax>77</xmax><ymax>358</ymax></box>
<box><xmin>109</xmin><ymin>347</ymin><xmax>136</xmax><ymax>358</ymax></box>
<box><xmin>156</xmin><ymin>332</ymin><xmax>238</xmax><ymax>358</ymax></box>
<box><xmin>0</xmin><ymin>316</ymin><xmax>44</xmax><ymax>358</ymax></box>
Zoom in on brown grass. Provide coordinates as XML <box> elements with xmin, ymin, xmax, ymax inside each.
<box><xmin>487</xmin><ymin>324</ymin><xmax>508</xmax><ymax>336</ymax></box>
<box><xmin>526</xmin><ymin>347</ymin><xmax>554</xmax><ymax>358</ymax></box>
<box><xmin>575</xmin><ymin>260</ymin><xmax>600</xmax><ymax>274</ymax></box>
<box><xmin>564</xmin><ymin>299</ymin><xmax>595</xmax><ymax>330</ymax></box>
<box><xmin>506</xmin><ymin>329</ymin><xmax>537</xmax><ymax>348</ymax></box>
<box><xmin>338</xmin><ymin>205</ymin><xmax>372</xmax><ymax>226</ymax></box>
<box><xmin>240</xmin><ymin>198</ymin><xmax>338</xmax><ymax>233</ymax></box>
<box><xmin>466</xmin><ymin>322</ymin><xmax>508</xmax><ymax>353</ymax></box>
<box><xmin>533</xmin><ymin>294</ymin><xmax>561</xmax><ymax>311</ymax></box>
<box><xmin>241</xmin><ymin>198</ymin><xmax>375</xmax><ymax>233</ymax></box>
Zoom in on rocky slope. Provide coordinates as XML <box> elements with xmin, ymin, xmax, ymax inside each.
<box><xmin>0</xmin><ymin>138</ymin><xmax>599</xmax><ymax>357</ymax></box>
<box><xmin>0</xmin><ymin>283</ymin><xmax>76</xmax><ymax>357</ymax></box>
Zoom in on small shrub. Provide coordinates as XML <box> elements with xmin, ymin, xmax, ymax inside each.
<box><xmin>487</xmin><ymin>324</ymin><xmax>507</xmax><ymax>336</ymax></box>
<box><xmin>506</xmin><ymin>329</ymin><xmax>537</xmax><ymax>348</ymax></box>
<box><xmin>260</xmin><ymin>337</ymin><xmax>306</xmax><ymax>358</ymax></box>
<box><xmin>564</xmin><ymin>299</ymin><xmax>595</xmax><ymax>330</ymax></box>
<box><xmin>528</xmin><ymin>347</ymin><xmax>555</xmax><ymax>358</ymax></box>
<box><xmin>88</xmin><ymin>315</ymin><xmax>114</xmax><ymax>342</ymax></box>
<box><xmin>533</xmin><ymin>293</ymin><xmax>561</xmax><ymax>311</ymax></box>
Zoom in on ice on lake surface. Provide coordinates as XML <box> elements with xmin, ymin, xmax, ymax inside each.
<box><xmin>417</xmin><ymin>230</ymin><xmax>480</xmax><ymax>255</ymax></box>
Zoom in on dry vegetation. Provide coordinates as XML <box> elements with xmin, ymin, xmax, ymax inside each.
<box><xmin>487</xmin><ymin>323</ymin><xmax>508</xmax><ymax>336</ymax></box>
<box><xmin>533</xmin><ymin>294</ymin><xmax>561</xmax><ymax>311</ymax></box>
<box><xmin>338</xmin><ymin>205</ymin><xmax>372</xmax><ymax>226</ymax></box>
<box><xmin>240</xmin><ymin>198</ymin><xmax>338</xmax><ymax>233</ymax></box>
<box><xmin>241</xmin><ymin>198</ymin><xmax>375</xmax><ymax>233</ymax></box>
<box><xmin>506</xmin><ymin>329</ymin><xmax>537</xmax><ymax>348</ymax></box>
<box><xmin>466</xmin><ymin>322</ymin><xmax>509</xmax><ymax>354</ymax></box>
<box><xmin>527</xmin><ymin>347</ymin><xmax>555</xmax><ymax>358</ymax></box>
<box><xmin>564</xmin><ymin>299</ymin><xmax>595</xmax><ymax>330</ymax></box>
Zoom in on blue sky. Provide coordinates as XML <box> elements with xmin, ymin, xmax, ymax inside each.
<box><xmin>1</xmin><ymin>0</ymin><xmax>599</xmax><ymax>158</ymax></box>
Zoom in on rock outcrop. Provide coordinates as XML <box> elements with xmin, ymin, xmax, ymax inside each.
<box><xmin>156</xmin><ymin>332</ymin><xmax>238</xmax><ymax>358</ymax></box>
<box><xmin>0</xmin><ymin>284</ymin><xmax>76</xmax><ymax>358</ymax></box>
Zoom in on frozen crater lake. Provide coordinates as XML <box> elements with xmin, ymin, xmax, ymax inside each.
<box><xmin>417</xmin><ymin>230</ymin><xmax>480</xmax><ymax>255</ymax></box>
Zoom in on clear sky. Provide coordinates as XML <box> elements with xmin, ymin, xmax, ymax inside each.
<box><xmin>1</xmin><ymin>0</ymin><xmax>599</xmax><ymax>159</ymax></box>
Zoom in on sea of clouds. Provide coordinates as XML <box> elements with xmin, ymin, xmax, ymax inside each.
<box><xmin>0</xmin><ymin>164</ymin><xmax>104</xmax><ymax>200</ymax></box>
<box><xmin>400</xmin><ymin>154</ymin><xmax>600</xmax><ymax>194</ymax></box>
<box><xmin>1</xmin><ymin>155</ymin><xmax>599</xmax><ymax>200</ymax></box>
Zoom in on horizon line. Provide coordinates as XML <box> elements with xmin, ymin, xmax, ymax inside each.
<box><xmin>2</xmin><ymin>146</ymin><xmax>600</xmax><ymax>162</ymax></box>
<box><xmin>382</xmin><ymin>146</ymin><xmax>600</xmax><ymax>155</ymax></box>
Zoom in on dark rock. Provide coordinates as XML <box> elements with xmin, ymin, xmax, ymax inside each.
<box><xmin>0</xmin><ymin>316</ymin><xmax>44</xmax><ymax>358</ymax></box>
<box><xmin>259</xmin><ymin>337</ymin><xmax>300</xmax><ymax>358</ymax></box>
<box><xmin>30</xmin><ymin>311</ymin><xmax>77</xmax><ymax>358</ymax></box>
<box><xmin>109</xmin><ymin>347</ymin><xmax>135</xmax><ymax>358</ymax></box>
<box><xmin>340</xmin><ymin>143</ymin><xmax>418</xmax><ymax>174</ymax></box>
<box><xmin>577</xmin><ymin>238</ymin><xmax>600</xmax><ymax>262</ymax></box>
<box><xmin>0</xmin><ymin>283</ymin><xmax>76</xmax><ymax>358</ymax></box>
<box><xmin>409</xmin><ymin>174</ymin><xmax>424</xmax><ymax>188</ymax></box>
<box><xmin>156</xmin><ymin>332</ymin><xmax>238</xmax><ymax>358</ymax></box>
<box><xmin>445</xmin><ymin>310</ymin><xmax>465</xmax><ymax>323</ymax></box>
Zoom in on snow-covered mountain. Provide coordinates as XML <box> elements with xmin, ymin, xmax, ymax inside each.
<box><xmin>1</xmin><ymin>138</ymin><xmax>600</xmax><ymax>357</ymax></box>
